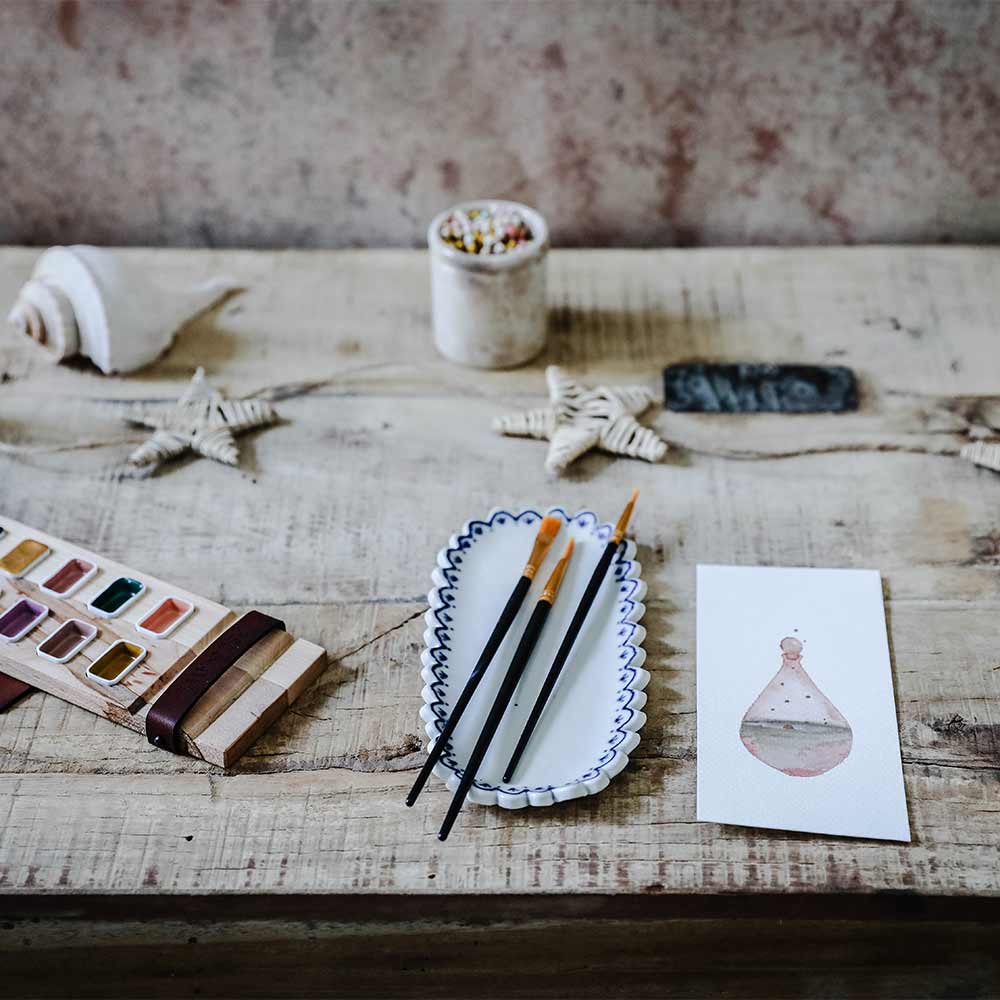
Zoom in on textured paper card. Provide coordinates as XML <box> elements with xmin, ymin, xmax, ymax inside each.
<box><xmin>696</xmin><ymin>565</ymin><xmax>910</xmax><ymax>842</ymax></box>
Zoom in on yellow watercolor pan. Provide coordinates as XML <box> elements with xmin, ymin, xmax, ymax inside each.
<box><xmin>86</xmin><ymin>640</ymin><xmax>147</xmax><ymax>687</ymax></box>
<box><xmin>0</xmin><ymin>539</ymin><xmax>50</xmax><ymax>579</ymax></box>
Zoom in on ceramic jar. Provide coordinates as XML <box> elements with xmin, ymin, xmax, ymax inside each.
<box><xmin>428</xmin><ymin>200</ymin><xmax>549</xmax><ymax>369</ymax></box>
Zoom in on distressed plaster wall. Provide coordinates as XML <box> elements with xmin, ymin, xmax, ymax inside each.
<box><xmin>1</xmin><ymin>0</ymin><xmax>999</xmax><ymax>248</ymax></box>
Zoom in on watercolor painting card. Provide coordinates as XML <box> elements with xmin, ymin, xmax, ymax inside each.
<box><xmin>696</xmin><ymin>565</ymin><xmax>910</xmax><ymax>842</ymax></box>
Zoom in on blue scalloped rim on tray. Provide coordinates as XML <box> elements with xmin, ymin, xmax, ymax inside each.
<box><xmin>420</xmin><ymin>506</ymin><xmax>649</xmax><ymax>808</ymax></box>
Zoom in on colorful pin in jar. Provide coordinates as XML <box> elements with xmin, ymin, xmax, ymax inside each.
<box><xmin>428</xmin><ymin>200</ymin><xmax>549</xmax><ymax>369</ymax></box>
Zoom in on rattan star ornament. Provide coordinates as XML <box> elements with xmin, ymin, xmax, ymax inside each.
<box><xmin>125</xmin><ymin>367</ymin><xmax>278</xmax><ymax>475</ymax></box>
<box><xmin>493</xmin><ymin>365</ymin><xmax>667</xmax><ymax>474</ymax></box>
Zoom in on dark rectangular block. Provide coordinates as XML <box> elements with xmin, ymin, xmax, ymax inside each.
<box><xmin>664</xmin><ymin>363</ymin><xmax>858</xmax><ymax>413</ymax></box>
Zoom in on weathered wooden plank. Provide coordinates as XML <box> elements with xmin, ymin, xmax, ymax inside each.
<box><xmin>4</xmin><ymin>599</ymin><xmax>998</xmax><ymax>780</ymax></box>
<box><xmin>2</xmin><ymin>900</ymin><xmax>999</xmax><ymax>999</ymax></box>
<box><xmin>1</xmin><ymin>246</ymin><xmax>999</xmax><ymax>898</ymax></box>
<box><xmin>0</xmin><ymin>758</ymin><xmax>997</xmax><ymax>895</ymax></box>
<box><xmin>1</xmin><ymin>247</ymin><xmax>999</xmax><ymax>397</ymax></box>
<box><xmin>3</xmin><ymin>396</ymin><xmax>1000</xmax><ymax>606</ymax></box>
<box><xmin>0</xmin><ymin>600</ymin><xmax>997</xmax><ymax>894</ymax></box>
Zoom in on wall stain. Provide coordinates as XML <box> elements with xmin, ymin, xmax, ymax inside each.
<box><xmin>56</xmin><ymin>0</ymin><xmax>81</xmax><ymax>50</ymax></box>
<box><xmin>868</xmin><ymin>0</ymin><xmax>946</xmax><ymax>95</ymax></box>
<box><xmin>181</xmin><ymin>57</ymin><xmax>226</xmax><ymax>100</ymax></box>
<box><xmin>7</xmin><ymin>0</ymin><xmax>1000</xmax><ymax>248</ymax></box>
<box><xmin>394</xmin><ymin>165</ymin><xmax>416</xmax><ymax>196</ymax></box>
<box><xmin>659</xmin><ymin>126</ymin><xmax>698</xmax><ymax>245</ymax></box>
<box><xmin>804</xmin><ymin>186</ymin><xmax>854</xmax><ymax>243</ymax></box>
<box><xmin>749</xmin><ymin>126</ymin><xmax>783</xmax><ymax>166</ymax></box>
<box><xmin>439</xmin><ymin>159</ymin><xmax>461</xmax><ymax>193</ymax></box>
<box><xmin>270</xmin><ymin>0</ymin><xmax>321</xmax><ymax>91</ymax></box>
<box><xmin>542</xmin><ymin>41</ymin><xmax>566</xmax><ymax>70</ymax></box>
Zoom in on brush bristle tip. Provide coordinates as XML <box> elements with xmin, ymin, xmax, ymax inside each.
<box><xmin>538</xmin><ymin>515</ymin><xmax>562</xmax><ymax>540</ymax></box>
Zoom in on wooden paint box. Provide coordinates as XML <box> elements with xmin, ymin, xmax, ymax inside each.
<box><xmin>0</xmin><ymin>515</ymin><xmax>326</xmax><ymax>767</ymax></box>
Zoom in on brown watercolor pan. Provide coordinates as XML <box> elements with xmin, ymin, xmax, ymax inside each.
<box><xmin>135</xmin><ymin>596</ymin><xmax>194</xmax><ymax>640</ymax></box>
<box><xmin>40</xmin><ymin>558</ymin><xmax>98</xmax><ymax>598</ymax></box>
<box><xmin>37</xmin><ymin>619</ymin><xmax>98</xmax><ymax>664</ymax></box>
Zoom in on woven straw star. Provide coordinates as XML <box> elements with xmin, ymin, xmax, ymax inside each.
<box><xmin>493</xmin><ymin>365</ymin><xmax>667</xmax><ymax>474</ymax></box>
<box><xmin>125</xmin><ymin>368</ymin><xmax>278</xmax><ymax>475</ymax></box>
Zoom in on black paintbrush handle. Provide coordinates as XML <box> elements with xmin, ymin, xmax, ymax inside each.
<box><xmin>502</xmin><ymin>539</ymin><xmax>620</xmax><ymax>783</ymax></box>
<box><xmin>405</xmin><ymin>573</ymin><xmax>532</xmax><ymax>807</ymax></box>
<box><xmin>438</xmin><ymin>599</ymin><xmax>552</xmax><ymax>841</ymax></box>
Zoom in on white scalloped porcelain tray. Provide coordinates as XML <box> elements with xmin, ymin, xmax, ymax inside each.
<box><xmin>421</xmin><ymin>506</ymin><xmax>648</xmax><ymax>809</ymax></box>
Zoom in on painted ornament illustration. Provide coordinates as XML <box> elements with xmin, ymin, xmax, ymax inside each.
<box><xmin>739</xmin><ymin>637</ymin><xmax>853</xmax><ymax>777</ymax></box>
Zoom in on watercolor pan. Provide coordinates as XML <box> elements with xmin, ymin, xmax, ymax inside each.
<box><xmin>135</xmin><ymin>597</ymin><xmax>195</xmax><ymax>640</ymax></box>
<box><xmin>0</xmin><ymin>539</ymin><xmax>51</xmax><ymax>579</ymax></box>
<box><xmin>37</xmin><ymin>619</ymin><xmax>98</xmax><ymax>664</ymax></box>
<box><xmin>88</xmin><ymin>577</ymin><xmax>145</xmax><ymax>618</ymax></box>
<box><xmin>40</xmin><ymin>557</ymin><xmax>98</xmax><ymax>598</ymax></box>
<box><xmin>0</xmin><ymin>598</ymin><xmax>48</xmax><ymax>642</ymax></box>
<box><xmin>86</xmin><ymin>640</ymin><xmax>146</xmax><ymax>686</ymax></box>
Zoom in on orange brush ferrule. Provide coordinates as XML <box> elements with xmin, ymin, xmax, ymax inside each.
<box><xmin>522</xmin><ymin>514</ymin><xmax>562</xmax><ymax>580</ymax></box>
<box><xmin>611</xmin><ymin>489</ymin><xmax>639</xmax><ymax>545</ymax></box>
<box><xmin>540</xmin><ymin>539</ymin><xmax>574</xmax><ymax>604</ymax></box>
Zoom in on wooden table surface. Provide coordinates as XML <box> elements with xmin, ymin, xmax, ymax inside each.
<box><xmin>1</xmin><ymin>245</ymin><xmax>999</xmax><ymax>904</ymax></box>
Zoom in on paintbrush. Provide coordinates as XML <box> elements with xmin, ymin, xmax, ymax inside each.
<box><xmin>406</xmin><ymin>513</ymin><xmax>562</xmax><ymax>807</ymax></box>
<box><xmin>438</xmin><ymin>538</ymin><xmax>575</xmax><ymax>841</ymax></box>
<box><xmin>502</xmin><ymin>490</ymin><xmax>639</xmax><ymax>783</ymax></box>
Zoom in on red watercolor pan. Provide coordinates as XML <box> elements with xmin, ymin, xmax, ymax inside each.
<box><xmin>40</xmin><ymin>558</ymin><xmax>98</xmax><ymax>598</ymax></box>
<box><xmin>135</xmin><ymin>597</ymin><xmax>195</xmax><ymax>640</ymax></box>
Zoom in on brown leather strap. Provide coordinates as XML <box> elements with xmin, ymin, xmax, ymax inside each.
<box><xmin>146</xmin><ymin>610</ymin><xmax>285</xmax><ymax>754</ymax></box>
<box><xmin>0</xmin><ymin>672</ymin><xmax>33</xmax><ymax>711</ymax></box>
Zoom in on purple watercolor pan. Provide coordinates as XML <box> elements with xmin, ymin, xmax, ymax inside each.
<box><xmin>0</xmin><ymin>598</ymin><xmax>48</xmax><ymax>642</ymax></box>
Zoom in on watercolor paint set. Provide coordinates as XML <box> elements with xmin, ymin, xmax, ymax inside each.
<box><xmin>0</xmin><ymin>515</ymin><xmax>326</xmax><ymax>766</ymax></box>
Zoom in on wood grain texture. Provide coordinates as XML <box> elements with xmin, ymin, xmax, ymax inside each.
<box><xmin>194</xmin><ymin>639</ymin><xmax>326</xmax><ymax>766</ymax></box>
<box><xmin>3</xmin><ymin>896</ymin><xmax>1000</xmax><ymax>999</ymax></box>
<box><xmin>1</xmin><ymin>246</ymin><xmax>999</xmax><ymax>898</ymax></box>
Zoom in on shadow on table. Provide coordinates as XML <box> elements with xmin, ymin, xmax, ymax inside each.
<box><xmin>539</xmin><ymin>305</ymin><xmax>728</xmax><ymax>371</ymax></box>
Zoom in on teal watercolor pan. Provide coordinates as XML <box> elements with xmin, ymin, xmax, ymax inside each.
<box><xmin>87</xmin><ymin>577</ymin><xmax>146</xmax><ymax>619</ymax></box>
